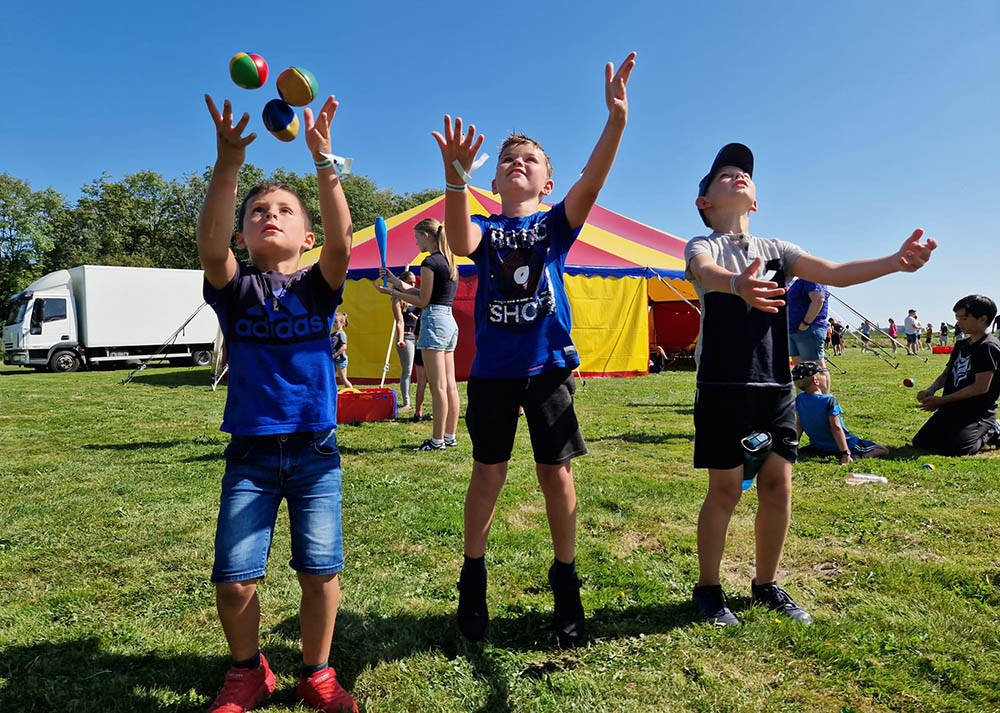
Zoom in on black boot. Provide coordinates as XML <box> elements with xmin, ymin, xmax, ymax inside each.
<box><xmin>549</xmin><ymin>560</ymin><xmax>587</xmax><ymax>647</ymax></box>
<box><xmin>457</xmin><ymin>556</ymin><xmax>489</xmax><ymax>641</ymax></box>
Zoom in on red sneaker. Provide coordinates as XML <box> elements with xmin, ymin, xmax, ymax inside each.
<box><xmin>297</xmin><ymin>666</ymin><xmax>358</xmax><ymax>713</ymax></box>
<box><xmin>207</xmin><ymin>653</ymin><xmax>276</xmax><ymax>713</ymax></box>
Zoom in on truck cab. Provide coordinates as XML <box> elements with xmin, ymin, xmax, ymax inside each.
<box><xmin>3</xmin><ymin>270</ymin><xmax>83</xmax><ymax>371</ymax></box>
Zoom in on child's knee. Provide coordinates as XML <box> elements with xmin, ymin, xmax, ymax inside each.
<box><xmin>705</xmin><ymin>482</ymin><xmax>742</xmax><ymax>511</ymax></box>
<box><xmin>216</xmin><ymin>580</ymin><xmax>257</xmax><ymax>604</ymax></box>
<box><xmin>297</xmin><ymin>572</ymin><xmax>339</xmax><ymax>595</ymax></box>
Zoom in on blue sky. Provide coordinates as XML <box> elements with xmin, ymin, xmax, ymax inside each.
<box><xmin>3</xmin><ymin>1</ymin><xmax>997</xmax><ymax>328</ymax></box>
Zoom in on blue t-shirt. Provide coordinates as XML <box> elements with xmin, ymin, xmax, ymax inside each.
<box><xmin>795</xmin><ymin>392</ymin><xmax>859</xmax><ymax>453</ymax></box>
<box><xmin>468</xmin><ymin>201</ymin><xmax>582</xmax><ymax>378</ymax></box>
<box><xmin>205</xmin><ymin>259</ymin><xmax>344</xmax><ymax>435</ymax></box>
<box><xmin>786</xmin><ymin>279</ymin><xmax>828</xmax><ymax>331</ymax></box>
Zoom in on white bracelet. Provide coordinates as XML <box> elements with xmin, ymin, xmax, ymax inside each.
<box><xmin>730</xmin><ymin>274</ymin><xmax>738</xmax><ymax>295</ymax></box>
<box><xmin>445</xmin><ymin>182</ymin><xmax>467</xmax><ymax>192</ymax></box>
<box><xmin>451</xmin><ymin>153</ymin><xmax>489</xmax><ymax>184</ymax></box>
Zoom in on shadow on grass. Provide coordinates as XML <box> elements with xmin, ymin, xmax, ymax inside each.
<box><xmin>625</xmin><ymin>401</ymin><xmax>694</xmax><ymax>411</ymax></box>
<box><xmin>0</xmin><ymin>601</ymin><xmax>697</xmax><ymax>713</ymax></box>
<box><xmin>590</xmin><ymin>432</ymin><xmax>695</xmax><ymax>444</ymax></box>
<box><xmin>127</xmin><ymin>369</ymin><xmax>215</xmax><ymax>388</ymax></box>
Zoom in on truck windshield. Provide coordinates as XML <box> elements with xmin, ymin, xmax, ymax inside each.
<box><xmin>5</xmin><ymin>299</ymin><xmax>28</xmax><ymax>327</ymax></box>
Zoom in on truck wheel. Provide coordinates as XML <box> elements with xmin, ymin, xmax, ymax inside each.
<box><xmin>191</xmin><ymin>349</ymin><xmax>213</xmax><ymax>367</ymax></box>
<box><xmin>49</xmin><ymin>350</ymin><xmax>81</xmax><ymax>373</ymax></box>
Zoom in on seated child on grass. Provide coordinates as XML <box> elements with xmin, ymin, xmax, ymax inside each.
<box><xmin>792</xmin><ymin>361</ymin><xmax>888</xmax><ymax>464</ymax></box>
<box><xmin>913</xmin><ymin>294</ymin><xmax>1000</xmax><ymax>456</ymax></box>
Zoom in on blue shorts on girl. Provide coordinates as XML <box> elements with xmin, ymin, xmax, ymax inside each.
<box><xmin>204</xmin><ymin>259</ymin><xmax>345</xmax><ymax>582</ymax></box>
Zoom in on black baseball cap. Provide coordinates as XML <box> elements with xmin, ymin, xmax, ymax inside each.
<box><xmin>791</xmin><ymin>361</ymin><xmax>828</xmax><ymax>381</ymax></box>
<box><xmin>697</xmin><ymin>143</ymin><xmax>754</xmax><ymax>227</ymax></box>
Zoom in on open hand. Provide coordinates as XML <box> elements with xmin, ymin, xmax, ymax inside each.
<box><xmin>304</xmin><ymin>96</ymin><xmax>338</xmax><ymax>161</ymax></box>
<box><xmin>205</xmin><ymin>95</ymin><xmax>255</xmax><ymax>166</ymax></box>
<box><xmin>374</xmin><ymin>283</ymin><xmax>393</xmax><ymax>295</ymax></box>
<box><xmin>432</xmin><ymin>115</ymin><xmax>485</xmax><ymax>185</ymax></box>
<box><xmin>605</xmin><ymin>51</ymin><xmax>637</xmax><ymax>125</ymax></box>
<box><xmin>732</xmin><ymin>257</ymin><xmax>786</xmax><ymax>313</ymax></box>
<box><xmin>895</xmin><ymin>229</ymin><xmax>937</xmax><ymax>272</ymax></box>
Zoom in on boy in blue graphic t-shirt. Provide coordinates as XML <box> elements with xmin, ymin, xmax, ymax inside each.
<box><xmin>431</xmin><ymin>52</ymin><xmax>636</xmax><ymax>647</ymax></box>
<box><xmin>198</xmin><ymin>94</ymin><xmax>357</xmax><ymax>713</ymax></box>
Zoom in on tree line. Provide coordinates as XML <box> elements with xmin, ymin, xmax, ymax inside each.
<box><xmin>0</xmin><ymin>168</ymin><xmax>440</xmax><ymax>302</ymax></box>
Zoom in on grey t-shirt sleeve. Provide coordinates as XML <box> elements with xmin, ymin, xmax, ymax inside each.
<box><xmin>684</xmin><ymin>236</ymin><xmax>712</xmax><ymax>281</ymax></box>
<box><xmin>775</xmin><ymin>239</ymin><xmax>805</xmax><ymax>279</ymax></box>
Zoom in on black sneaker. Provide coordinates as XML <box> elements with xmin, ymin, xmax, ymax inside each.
<box><xmin>549</xmin><ymin>564</ymin><xmax>587</xmax><ymax>647</ymax></box>
<box><xmin>457</xmin><ymin>571</ymin><xmax>489</xmax><ymax>641</ymax></box>
<box><xmin>986</xmin><ymin>419</ymin><xmax>1000</xmax><ymax>448</ymax></box>
<box><xmin>416</xmin><ymin>439</ymin><xmax>446</xmax><ymax>451</ymax></box>
<box><xmin>692</xmin><ymin>584</ymin><xmax>739</xmax><ymax>626</ymax></box>
<box><xmin>750</xmin><ymin>580</ymin><xmax>813</xmax><ymax>625</ymax></box>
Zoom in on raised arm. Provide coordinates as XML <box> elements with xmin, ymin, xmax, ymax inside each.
<box><xmin>564</xmin><ymin>51</ymin><xmax>636</xmax><ymax>230</ymax></box>
<box><xmin>792</xmin><ymin>229</ymin><xmax>937</xmax><ymax>287</ymax></box>
<box><xmin>304</xmin><ymin>96</ymin><xmax>352</xmax><ymax>292</ymax></box>
<box><xmin>688</xmin><ymin>255</ymin><xmax>787</xmax><ymax>313</ymax></box>
<box><xmin>198</xmin><ymin>95</ymin><xmax>254</xmax><ymax>289</ymax></box>
<box><xmin>432</xmin><ymin>115</ymin><xmax>484</xmax><ymax>257</ymax></box>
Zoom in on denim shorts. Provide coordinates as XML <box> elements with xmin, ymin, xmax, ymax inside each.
<box><xmin>788</xmin><ymin>324</ymin><xmax>826</xmax><ymax>360</ymax></box>
<box><xmin>333</xmin><ymin>354</ymin><xmax>348</xmax><ymax>370</ymax></box>
<box><xmin>212</xmin><ymin>429</ymin><xmax>344</xmax><ymax>583</ymax></box>
<box><xmin>416</xmin><ymin>304</ymin><xmax>458</xmax><ymax>351</ymax></box>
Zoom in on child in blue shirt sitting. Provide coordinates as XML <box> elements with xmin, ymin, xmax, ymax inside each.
<box><xmin>792</xmin><ymin>361</ymin><xmax>888</xmax><ymax>465</ymax></box>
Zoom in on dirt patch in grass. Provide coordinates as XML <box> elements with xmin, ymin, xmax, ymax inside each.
<box><xmin>506</xmin><ymin>502</ymin><xmax>545</xmax><ymax>529</ymax></box>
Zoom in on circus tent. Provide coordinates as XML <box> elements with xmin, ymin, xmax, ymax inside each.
<box><xmin>300</xmin><ymin>187</ymin><xmax>699</xmax><ymax>383</ymax></box>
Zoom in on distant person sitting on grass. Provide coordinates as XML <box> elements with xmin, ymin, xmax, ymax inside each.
<box><xmin>913</xmin><ymin>295</ymin><xmax>1000</xmax><ymax>456</ymax></box>
<box><xmin>792</xmin><ymin>361</ymin><xmax>888</xmax><ymax>464</ymax></box>
<box><xmin>684</xmin><ymin>141</ymin><xmax>936</xmax><ymax>628</ymax></box>
<box><xmin>198</xmin><ymin>95</ymin><xmax>358</xmax><ymax>713</ymax></box>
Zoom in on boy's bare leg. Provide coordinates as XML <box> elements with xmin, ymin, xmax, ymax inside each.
<box><xmin>464</xmin><ymin>461</ymin><xmax>508</xmax><ymax>557</ymax></box>
<box><xmin>298</xmin><ymin>572</ymin><xmax>340</xmax><ymax>667</ymax></box>
<box><xmin>696</xmin><ymin>467</ymin><xmax>742</xmax><ymax>586</ymax></box>
<box><xmin>216</xmin><ymin>580</ymin><xmax>262</xmax><ymax>661</ymax></box>
<box><xmin>536</xmin><ymin>462</ymin><xmax>577</xmax><ymax>563</ymax></box>
<box><xmin>753</xmin><ymin>453</ymin><xmax>793</xmax><ymax>584</ymax></box>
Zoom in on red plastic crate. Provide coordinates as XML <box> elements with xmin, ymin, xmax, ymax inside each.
<box><xmin>932</xmin><ymin>346</ymin><xmax>953</xmax><ymax>354</ymax></box>
<box><xmin>337</xmin><ymin>387</ymin><xmax>397</xmax><ymax>424</ymax></box>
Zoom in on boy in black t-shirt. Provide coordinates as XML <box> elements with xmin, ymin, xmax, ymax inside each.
<box><xmin>685</xmin><ymin>142</ymin><xmax>937</xmax><ymax>627</ymax></box>
<box><xmin>914</xmin><ymin>295</ymin><xmax>1000</xmax><ymax>455</ymax></box>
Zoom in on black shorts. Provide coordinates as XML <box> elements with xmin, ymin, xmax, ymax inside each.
<box><xmin>466</xmin><ymin>367</ymin><xmax>587</xmax><ymax>465</ymax></box>
<box><xmin>913</xmin><ymin>409</ymin><xmax>996</xmax><ymax>456</ymax></box>
<box><xmin>692</xmin><ymin>385</ymin><xmax>798</xmax><ymax>469</ymax></box>
<box><xmin>413</xmin><ymin>346</ymin><xmax>423</xmax><ymax>367</ymax></box>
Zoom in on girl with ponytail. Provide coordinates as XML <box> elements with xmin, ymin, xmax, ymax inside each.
<box><xmin>376</xmin><ymin>218</ymin><xmax>460</xmax><ymax>450</ymax></box>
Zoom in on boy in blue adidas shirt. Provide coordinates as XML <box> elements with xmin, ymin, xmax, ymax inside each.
<box><xmin>431</xmin><ymin>52</ymin><xmax>636</xmax><ymax>647</ymax></box>
<box><xmin>198</xmin><ymin>95</ymin><xmax>357</xmax><ymax>713</ymax></box>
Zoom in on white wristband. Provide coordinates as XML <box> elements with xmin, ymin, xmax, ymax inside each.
<box><xmin>317</xmin><ymin>152</ymin><xmax>353</xmax><ymax>177</ymax></box>
<box><xmin>730</xmin><ymin>274</ymin><xmax>738</xmax><ymax>296</ymax></box>
<box><xmin>451</xmin><ymin>153</ymin><xmax>489</xmax><ymax>184</ymax></box>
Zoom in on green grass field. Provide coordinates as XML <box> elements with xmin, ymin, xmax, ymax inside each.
<box><xmin>1</xmin><ymin>349</ymin><xmax>998</xmax><ymax>713</ymax></box>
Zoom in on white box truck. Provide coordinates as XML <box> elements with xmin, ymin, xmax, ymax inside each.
<box><xmin>2</xmin><ymin>265</ymin><xmax>218</xmax><ymax>372</ymax></box>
